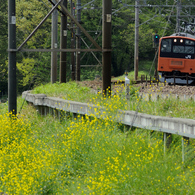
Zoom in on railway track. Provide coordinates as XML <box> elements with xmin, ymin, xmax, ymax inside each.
<box><xmin>81</xmin><ymin>78</ymin><xmax>195</xmax><ymax>98</ymax></box>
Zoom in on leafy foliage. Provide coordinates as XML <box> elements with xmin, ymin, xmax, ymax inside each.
<box><xmin>0</xmin><ymin>89</ymin><xmax>195</xmax><ymax>194</ymax></box>
<box><xmin>0</xmin><ymin>1</ymin><xmax>8</xmax><ymax>94</ymax></box>
<box><xmin>16</xmin><ymin>0</ymin><xmax>52</xmax><ymax>91</ymax></box>
<box><xmin>1</xmin><ymin>0</ymin><xmax>195</xmax><ymax>93</ymax></box>
<box><xmin>17</xmin><ymin>58</ymin><xmax>35</xmax><ymax>87</ymax></box>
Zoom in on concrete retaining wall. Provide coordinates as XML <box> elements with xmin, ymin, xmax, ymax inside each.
<box><xmin>22</xmin><ymin>91</ymin><xmax>195</xmax><ymax>139</ymax></box>
<box><xmin>139</xmin><ymin>92</ymin><xmax>195</xmax><ymax>102</ymax></box>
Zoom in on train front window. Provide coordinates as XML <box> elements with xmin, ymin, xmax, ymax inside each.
<box><xmin>161</xmin><ymin>39</ymin><xmax>172</xmax><ymax>52</ymax></box>
<box><xmin>185</xmin><ymin>46</ymin><xmax>194</xmax><ymax>54</ymax></box>
<box><xmin>160</xmin><ymin>38</ymin><xmax>195</xmax><ymax>59</ymax></box>
<box><xmin>185</xmin><ymin>40</ymin><xmax>194</xmax><ymax>45</ymax></box>
<box><xmin>173</xmin><ymin>45</ymin><xmax>184</xmax><ymax>53</ymax></box>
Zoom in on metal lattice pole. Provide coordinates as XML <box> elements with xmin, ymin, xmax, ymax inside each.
<box><xmin>102</xmin><ymin>0</ymin><xmax>112</xmax><ymax>95</ymax></box>
<box><xmin>8</xmin><ymin>0</ymin><xmax>17</xmax><ymax>115</ymax></box>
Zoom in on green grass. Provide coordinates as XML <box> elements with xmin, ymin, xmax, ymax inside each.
<box><xmin>113</xmin><ymin>60</ymin><xmax>155</xmax><ymax>82</ymax></box>
<box><xmin>0</xmin><ymin>101</ymin><xmax>194</xmax><ymax>194</ymax></box>
<box><xmin>32</xmin><ymin>81</ymin><xmax>98</xmax><ymax>103</ymax></box>
<box><xmin>0</xmin><ymin>81</ymin><xmax>195</xmax><ymax>194</ymax></box>
<box><xmin>112</xmin><ymin>71</ymin><xmax>150</xmax><ymax>82</ymax></box>
<box><xmin>32</xmin><ymin>81</ymin><xmax>195</xmax><ymax>120</ymax></box>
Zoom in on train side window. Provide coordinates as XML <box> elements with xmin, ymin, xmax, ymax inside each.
<box><xmin>161</xmin><ymin>39</ymin><xmax>172</xmax><ymax>52</ymax></box>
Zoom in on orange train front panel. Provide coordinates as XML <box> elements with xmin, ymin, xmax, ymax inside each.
<box><xmin>158</xmin><ymin>57</ymin><xmax>195</xmax><ymax>75</ymax></box>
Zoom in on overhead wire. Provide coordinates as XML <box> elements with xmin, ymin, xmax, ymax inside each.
<box><xmin>38</xmin><ymin>0</ymin><xmax>51</xmax><ymax>9</ymax></box>
<box><xmin>80</xmin><ymin>0</ymin><xmax>102</xmax><ymax>67</ymax></box>
<box><xmin>77</xmin><ymin>0</ymin><xmax>96</xmax><ymax>10</ymax></box>
<box><xmin>127</xmin><ymin>1</ymin><xmax>177</xmax><ymax>137</ymax></box>
<box><xmin>148</xmin><ymin>1</ymin><xmax>176</xmax><ymax>77</ymax></box>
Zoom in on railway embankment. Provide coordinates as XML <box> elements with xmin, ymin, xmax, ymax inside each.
<box><xmin>81</xmin><ymin>79</ymin><xmax>195</xmax><ymax>101</ymax></box>
<box><xmin>22</xmin><ymin>90</ymin><xmax>195</xmax><ymax>139</ymax></box>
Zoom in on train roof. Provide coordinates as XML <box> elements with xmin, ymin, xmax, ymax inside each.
<box><xmin>168</xmin><ymin>32</ymin><xmax>195</xmax><ymax>39</ymax></box>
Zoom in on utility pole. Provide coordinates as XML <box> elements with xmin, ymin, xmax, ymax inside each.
<box><xmin>76</xmin><ymin>0</ymin><xmax>81</xmax><ymax>81</ymax></box>
<box><xmin>102</xmin><ymin>0</ymin><xmax>112</xmax><ymax>95</ymax></box>
<box><xmin>51</xmin><ymin>0</ymin><xmax>58</xmax><ymax>83</ymax></box>
<box><xmin>60</xmin><ymin>0</ymin><xmax>67</xmax><ymax>83</ymax></box>
<box><xmin>154</xmin><ymin>47</ymin><xmax>158</xmax><ymax>78</ymax></box>
<box><xmin>8</xmin><ymin>0</ymin><xmax>17</xmax><ymax>115</ymax></box>
<box><xmin>154</xmin><ymin>33</ymin><xmax>159</xmax><ymax>78</ymax></box>
<box><xmin>176</xmin><ymin>0</ymin><xmax>181</xmax><ymax>33</ymax></box>
<box><xmin>134</xmin><ymin>0</ymin><xmax>139</xmax><ymax>81</ymax></box>
<box><xmin>71</xmin><ymin>0</ymin><xmax>76</xmax><ymax>81</ymax></box>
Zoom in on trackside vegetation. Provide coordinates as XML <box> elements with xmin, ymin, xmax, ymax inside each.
<box><xmin>0</xmin><ymin>82</ymin><xmax>195</xmax><ymax>194</ymax></box>
<box><xmin>33</xmin><ymin>81</ymin><xmax>195</xmax><ymax>120</ymax></box>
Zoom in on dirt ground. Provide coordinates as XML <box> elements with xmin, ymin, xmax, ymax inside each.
<box><xmin>79</xmin><ymin>79</ymin><xmax>195</xmax><ymax>96</ymax></box>
<box><xmin>79</xmin><ymin>80</ymin><xmax>102</xmax><ymax>91</ymax></box>
<box><xmin>138</xmin><ymin>83</ymin><xmax>195</xmax><ymax>96</ymax></box>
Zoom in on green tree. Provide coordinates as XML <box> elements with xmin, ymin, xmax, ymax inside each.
<box><xmin>16</xmin><ymin>0</ymin><xmax>52</xmax><ymax>90</ymax></box>
<box><xmin>13</xmin><ymin>0</ymin><xmax>194</xmax><ymax>87</ymax></box>
<box><xmin>0</xmin><ymin>1</ymin><xmax>8</xmax><ymax>95</ymax></box>
<box><xmin>111</xmin><ymin>4</ymin><xmax>135</xmax><ymax>76</ymax></box>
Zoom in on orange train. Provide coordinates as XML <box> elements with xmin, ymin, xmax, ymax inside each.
<box><xmin>158</xmin><ymin>33</ymin><xmax>195</xmax><ymax>84</ymax></box>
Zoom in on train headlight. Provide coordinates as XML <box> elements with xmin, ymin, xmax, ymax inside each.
<box><xmin>180</xmin><ymin>39</ymin><xmax>183</xmax><ymax>43</ymax></box>
<box><xmin>174</xmin><ymin>39</ymin><xmax>177</xmax><ymax>42</ymax></box>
